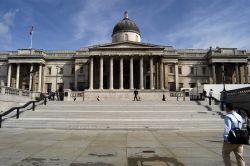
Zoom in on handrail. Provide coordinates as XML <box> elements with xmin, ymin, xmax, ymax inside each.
<box><xmin>0</xmin><ymin>96</ymin><xmax>47</xmax><ymax>128</ymax></box>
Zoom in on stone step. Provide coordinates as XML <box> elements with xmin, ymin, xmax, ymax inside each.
<box><xmin>37</xmin><ymin>105</ymin><xmax>221</xmax><ymax>112</ymax></box>
<box><xmin>3</xmin><ymin>118</ymin><xmax>223</xmax><ymax>130</ymax></box>
<box><xmin>18</xmin><ymin>111</ymin><xmax>221</xmax><ymax>119</ymax></box>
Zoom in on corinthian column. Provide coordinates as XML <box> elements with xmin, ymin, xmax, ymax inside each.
<box><xmin>160</xmin><ymin>57</ymin><xmax>164</xmax><ymax>90</ymax></box>
<box><xmin>244</xmin><ymin>64</ymin><xmax>248</xmax><ymax>84</ymax></box>
<box><xmin>109</xmin><ymin>56</ymin><xmax>113</xmax><ymax>90</ymax></box>
<box><xmin>16</xmin><ymin>64</ymin><xmax>20</xmax><ymax>89</ymax></box>
<box><xmin>235</xmin><ymin>63</ymin><xmax>239</xmax><ymax>84</ymax></box>
<box><xmin>29</xmin><ymin>64</ymin><xmax>33</xmax><ymax>91</ymax></box>
<box><xmin>174</xmin><ymin>63</ymin><xmax>179</xmax><ymax>91</ymax></box>
<box><xmin>140</xmin><ymin>56</ymin><xmax>144</xmax><ymax>89</ymax></box>
<box><xmin>130</xmin><ymin>56</ymin><xmax>134</xmax><ymax>89</ymax></box>
<box><xmin>99</xmin><ymin>56</ymin><xmax>103</xmax><ymax>90</ymax></box>
<box><xmin>7</xmin><ymin>64</ymin><xmax>12</xmax><ymax>87</ymax></box>
<box><xmin>150</xmin><ymin>57</ymin><xmax>154</xmax><ymax>89</ymax></box>
<box><xmin>38</xmin><ymin>64</ymin><xmax>42</xmax><ymax>92</ymax></box>
<box><xmin>89</xmin><ymin>57</ymin><xmax>93</xmax><ymax>90</ymax></box>
<box><xmin>212</xmin><ymin>64</ymin><xmax>216</xmax><ymax>83</ymax></box>
<box><xmin>119</xmin><ymin>56</ymin><xmax>123</xmax><ymax>89</ymax></box>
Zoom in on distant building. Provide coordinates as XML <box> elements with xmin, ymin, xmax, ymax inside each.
<box><xmin>0</xmin><ymin>12</ymin><xmax>249</xmax><ymax>93</ymax></box>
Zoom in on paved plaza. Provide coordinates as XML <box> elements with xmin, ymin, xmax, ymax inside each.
<box><xmin>0</xmin><ymin>128</ymin><xmax>250</xmax><ymax>166</ymax></box>
<box><xmin>1</xmin><ymin>100</ymin><xmax>250</xmax><ymax>165</ymax></box>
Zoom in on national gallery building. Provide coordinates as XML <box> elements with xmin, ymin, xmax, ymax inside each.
<box><xmin>0</xmin><ymin>12</ymin><xmax>249</xmax><ymax>94</ymax></box>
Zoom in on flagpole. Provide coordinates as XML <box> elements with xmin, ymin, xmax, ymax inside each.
<box><xmin>30</xmin><ymin>33</ymin><xmax>33</xmax><ymax>49</ymax></box>
<box><xmin>29</xmin><ymin>26</ymin><xmax>34</xmax><ymax>49</ymax></box>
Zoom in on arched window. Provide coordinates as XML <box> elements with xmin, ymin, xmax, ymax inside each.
<box><xmin>125</xmin><ymin>34</ymin><xmax>128</xmax><ymax>41</ymax></box>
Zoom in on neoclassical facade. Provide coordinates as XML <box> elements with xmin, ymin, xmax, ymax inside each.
<box><xmin>0</xmin><ymin>12</ymin><xmax>249</xmax><ymax>93</ymax></box>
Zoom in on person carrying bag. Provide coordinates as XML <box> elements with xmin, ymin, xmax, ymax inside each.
<box><xmin>222</xmin><ymin>103</ymin><xmax>248</xmax><ymax>166</ymax></box>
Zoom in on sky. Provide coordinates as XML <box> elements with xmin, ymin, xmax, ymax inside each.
<box><xmin>0</xmin><ymin>0</ymin><xmax>250</xmax><ymax>51</ymax></box>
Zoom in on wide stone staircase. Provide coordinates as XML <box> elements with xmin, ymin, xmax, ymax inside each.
<box><xmin>2</xmin><ymin>100</ymin><xmax>225</xmax><ymax>130</ymax></box>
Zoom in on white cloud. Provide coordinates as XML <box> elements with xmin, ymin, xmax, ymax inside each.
<box><xmin>0</xmin><ymin>9</ymin><xmax>18</xmax><ymax>49</ymax></box>
<box><xmin>165</xmin><ymin>2</ymin><xmax>250</xmax><ymax>49</ymax></box>
<box><xmin>71</xmin><ymin>0</ymin><xmax>121</xmax><ymax>45</ymax></box>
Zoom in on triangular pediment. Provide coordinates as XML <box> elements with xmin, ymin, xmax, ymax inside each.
<box><xmin>89</xmin><ymin>41</ymin><xmax>166</xmax><ymax>50</ymax></box>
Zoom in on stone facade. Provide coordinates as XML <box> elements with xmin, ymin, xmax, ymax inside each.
<box><xmin>0</xmin><ymin>12</ymin><xmax>249</xmax><ymax>93</ymax></box>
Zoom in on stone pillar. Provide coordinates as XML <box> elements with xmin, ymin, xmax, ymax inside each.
<box><xmin>38</xmin><ymin>64</ymin><xmax>42</xmax><ymax>92</ymax></box>
<box><xmin>212</xmin><ymin>63</ymin><xmax>216</xmax><ymax>84</ymax></box>
<box><xmin>7</xmin><ymin>64</ymin><xmax>12</xmax><ymax>87</ymax></box>
<box><xmin>208</xmin><ymin>65</ymin><xmax>213</xmax><ymax>84</ymax></box>
<box><xmin>109</xmin><ymin>56</ymin><xmax>113</xmax><ymax>90</ymax></box>
<box><xmin>160</xmin><ymin>57</ymin><xmax>164</xmax><ymax>90</ymax></box>
<box><xmin>74</xmin><ymin>64</ymin><xmax>78</xmax><ymax>90</ymax></box>
<box><xmin>119</xmin><ymin>56</ymin><xmax>123</xmax><ymax>89</ymax></box>
<box><xmin>29</xmin><ymin>64</ymin><xmax>33</xmax><ymax>91</ymax></box>
<box><xmin>150</xmin><ymin>56</ymin><xmax>154</xmax><ymax>90</ymax></box>
<box><xmin>140</xmin><ymin>56</ymin><xmax>144</xmax><ymax>89</ymax></box>
<box><xmin>221</xmin><ymin>63</ymin><xmax>224</xmax><ymax>83</ymax></box>
<box><xmin>235</xmin><ymin>63</ymin><xmax>239</xmax><ymax>84</ymax></box>
<box><xmin>244</xmin><ymin>64</ymin><xmax>248</xmax><ymax>83</ymax></box>
<box><xmin>130</xmin><ymin>56</ymin><xmax>134</xmax><ymax>90</ymax></box>
<box><xmin>156</xmin><ymin>61</ymin><xmax>159</xmax><ymax>89</ymax></box>
<box><xmin>99</xmin><ymin>56</ymin><xmax>103</xmax><ymax>90</ymax></box>
<box><xmin>89</xmin><ymin>57</ymin><xmax>93</xmax><ymax>90</ymax></box>
<box><xmin>175</xmin><ymin>63</ymin><xmax>179</xmax><ymax>91</ymax></box>
<box><xmin>16</xmin><ymin>64</ymin><xmax>20</xmax><ymax>89</ymax></box>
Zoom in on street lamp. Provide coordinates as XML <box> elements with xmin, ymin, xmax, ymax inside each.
<box><xmin>221</xmin><ymin>70</ymin><xmax>226</xmax><ymax>111</ymax></box>
<box><xmin>194</xmin><ymin>65</ymin><xmax>199</xmax><ymax>100</ymax></box>
<box><xmin>55</xmin><ymin>65</ymin><xmax>59</xmax><ymax>92</ymax></box>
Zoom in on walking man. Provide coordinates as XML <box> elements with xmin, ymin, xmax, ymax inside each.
<box><xmin>133</xmin><ymin>89</ymin><xmax>138</xmax><ymax>101</ymax></box>
<box><xmin>222</xmin><ymin>103</ymin><xmax>245</xmax><ymax>166</ymax></box>
<box><xmin>209</xmin><ymin>89</ymin><xmax>213</xmax><ymax>105</ymax></box>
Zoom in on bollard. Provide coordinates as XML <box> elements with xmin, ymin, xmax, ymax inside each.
<box><xmin>44</xmin><ymin>97</ymin><xmax>47</xmax><ymax>105</ymax></box>
<box><xmin>32</xmin><ymin>101</ymin><xmax>35</xmax><ymax>111</ymax></box>
<box><xmin>16</xmin><ymin>108</ymin><xmax>19</xmax><ymax>119</ymax></box>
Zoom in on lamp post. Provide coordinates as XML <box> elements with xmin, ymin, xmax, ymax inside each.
<box><xmin>55</xmin><ymin>65</ymin><xmax>59</xmax><ymax>92</ymax></box>
<box><xmin>221</xmin><ymin>70</ymin><xmax>226</xmax><ymax>111</ymax></box>
<box><xmin>194</xmin><ymin>65</ymin><xmax>199</xmax><ymax>100</ymax></box>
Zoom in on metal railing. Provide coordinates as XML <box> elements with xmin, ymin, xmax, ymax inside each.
<box><xmin>0</xmin><ymin>96</ymin><xmax>47</xmax><ymax>128</ymax></box>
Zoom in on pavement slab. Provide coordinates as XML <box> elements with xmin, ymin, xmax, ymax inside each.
<box><xmin>0</xmin><ymin>128</ymin><xmax>249</xmax><ymax>166</ymax></box>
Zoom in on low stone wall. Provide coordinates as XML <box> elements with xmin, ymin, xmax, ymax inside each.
<box><xmin>64</xmin><ymin>89</ymin><xmax>188</xmax><ymax>101</ymax></box>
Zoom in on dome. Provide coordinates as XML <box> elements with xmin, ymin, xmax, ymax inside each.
<box><xmin>112</xmin><ymin>11</ymin><xmax>140</xmax><ymax>36</ymax></box>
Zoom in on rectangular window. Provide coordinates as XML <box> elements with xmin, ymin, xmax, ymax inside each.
<box><xmin>169</xmin><ymin>66</ymin><xmax>173</xmax><ymax>73</ymax></box>
<box><xmin>190</xmin><ymin>67</ymin><xmax>194</xmax><ymax>74</ymax></box>
<box><xmin>202</xmin><ymin>67</ymin><xmax>206</xmax><ymax>75</ymax></box>
<box><xmin>47</xmin><ymin>67</ymin><xmax>51</xmax><ymax>75</ymax></box>
<box><xmin>79</xmin><ymin>66</ymin><xmax>83</xmax><ymax>73</ymax></box>
<box><xmin>59</xmin><ymin>67</ymin><xmax>63</xmax><ymax>75</ymax></box>
<box><xmin>179</xmin><ymin>83</ymin><xmax>183</xmax><ymax>91</ymax></box>
<box><xmin>46</xmin><ymin>83</ymin><xmax>52</xmax><ymax>93</ymax></box>
<box><xmin>72</xmin><ymin>67</ymin><xmax>75</xmax><ymax>74</ymax></box>
<box><xmin>168</xmin><ymin>82</ymin><xmax>175</xmax><ymax>91</ymax></box>
<box><xmin>178</xmin><ymin>67</ymin><xmax>182</xmax><ymax>75</ymax></box>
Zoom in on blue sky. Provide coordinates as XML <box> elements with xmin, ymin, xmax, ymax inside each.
<box><xmin>0</xmin><ymin>0</ymin><xmax>250</xmax><ymax>51</ymax></box>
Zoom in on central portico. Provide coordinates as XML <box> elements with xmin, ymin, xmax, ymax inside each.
<box><xmin>86</xmin><ymin>43</ymin><xmax>165</xmax><ymax>91</ymax></box>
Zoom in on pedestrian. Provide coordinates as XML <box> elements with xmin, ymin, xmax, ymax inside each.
<box><xmin>133</xmin><ymin>89</ymin><xmax>139</xmax><ymax>101</ymax></box>
<box><xmin>162</xmin><ymin>94</ymin><xmax>166</xmax><ymax>101</ymax></box>
<box><xmin>209</xmin><ymin>89</ymin><xmax>213</xmax><ymax>105</ymax></box>
<box><xmin>222</xmin><ymin>103</ymin><xmax>245</xmax><ymax>166</ymax></box>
